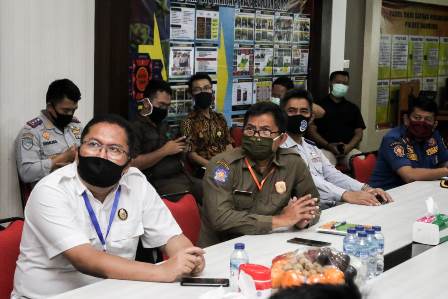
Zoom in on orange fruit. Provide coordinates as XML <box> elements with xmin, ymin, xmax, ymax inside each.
<box><xmin>306</xmin><ymin>273</ymin><xmax>327</xmax><ymax>284</ymax></box>
<box><xmin>323</xmin><ymin>267</ymin><xmax>345</xmax><ymax>285</ymax></box>
<box><xmin>281</xmin><ymin>270</ymin><xmax>305</xmax><ymax>288</ymax></box>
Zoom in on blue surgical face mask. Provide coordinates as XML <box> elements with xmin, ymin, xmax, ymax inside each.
<box><xmin>331</xmin><ymin>83</ymin><xmax>348</xmax><ymax>98</ymax></box>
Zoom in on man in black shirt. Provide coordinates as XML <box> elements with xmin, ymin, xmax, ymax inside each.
<box><xmin>308</xmin><ymin>71</ymin><xmax>366</xmax><ymax>168</ymax></box>
<box><xmin>132</xmin><ymin>79</ymin><xmax>202</xmax><ymax>203</ymax></box>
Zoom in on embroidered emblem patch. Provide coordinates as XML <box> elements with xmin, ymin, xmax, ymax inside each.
<box><xmin>393</xmin><ymin>145</ymin><xmax>405</xmax><ymax>158</ymax></box>
<box><xmin>42</xmin><ymin>131</ymin><xmax>50</xmax><ymax>140</ymax></box>
<box><xmin>406</xmin><ymin>145</ymin><xmax>417</xmax><ymax>161</ymax></box>
<box><xmin>21</xmin><ymin>132</ymin><xmax>33</xmax><ymax>150</ymax></box>
<box><xmin>426</xmin><ymin>146</ymin><xmax>438</xmax><ymax>156</ymax></box>
<box><xmin>213</xmin><ymin>166</ymin><xmax>229</xmax><ymax>184</ymax></box>
<box><xmin>299</xmin><ymin>120</ymin><xmax>308</xmax><ymax>132</ymax></box>
<box><xmin>275</xmin><ymin>181</ymin><xmax>287</xmax><ymax>194</ymax></box>
<box><xmin>117</xmin><ymin>208</ymin><xmax>128</xmax><ymax>221</ymax></box>
<box><xmin>71</xmin><ymin>127</ymin><xmax>81</xmax><ymax>139</ymax></box>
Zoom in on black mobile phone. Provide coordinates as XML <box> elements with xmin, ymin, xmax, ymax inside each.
<box><xmin>180</xmin><ymin>277</ymin><xmax>230</xmax><ymax>287</ymax></box>
<box><xmin>287</xmin><ymin>237</ymin><xmax>331</xmax><ymax>247</ymax></box>
<box><xmin>376</xmin><ymin>194</ymin><xmax>386</xmax><ymax>204</ymax></box>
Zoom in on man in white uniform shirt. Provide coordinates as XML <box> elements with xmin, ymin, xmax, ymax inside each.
<box><xmin>12</xmin><ymin>114</ymin><xmax>205</xmax><ymax>299</ymax></box>
<box><xmin>279</xmin><ymin>89</ymin><xmax>392</xmax><ymax>209</ymax></box>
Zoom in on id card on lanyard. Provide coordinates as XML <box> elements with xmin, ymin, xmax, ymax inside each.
<box><xmin>82</xmin><ymin>186</ymin><xmax>121</xmax><ymax>252</ymax></box>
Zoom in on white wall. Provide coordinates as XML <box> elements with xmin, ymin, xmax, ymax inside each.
<box><xmin>330</xmin><ymin>0</ymin><xmax>347</xmax><ymax>74</ymax></box>
<box><xmin>0</xmin><ymin>0</ymin><xmax>95</xmax><ymax>218</ymax></box>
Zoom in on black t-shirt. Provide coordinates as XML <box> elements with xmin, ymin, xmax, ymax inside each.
<box><xmin>313</xmin><ymin>95</ymin><xmax>366</xmax><ymax>144</ymax></box>
<box><xmin>133</xmin><ymin>115</ymin><xmax>183</xmax><ymax>180</ymax></box>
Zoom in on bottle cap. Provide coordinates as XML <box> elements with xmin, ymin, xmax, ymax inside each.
<box><xmin>358</xmin><ymin>232</ymin><xmax>367</xmax><ymax>238</ymax></box>
<box><xmin>373</xmin><ymin>225</ymin><xmax>381</xmax><ymax>231</ymax></box>
<box><xmin>366</xmin><ymin>229</ymin><xmax>375</xmax><ymax>234</ymax></box>
<box><xmin>234</xmin><ymin>243</ymin><xmax>245</xmax><ymax>250</ymax></box>
<box><xmin>355</xmin><ymin>225</ymin><xmax>365</xmax><ymax>231</ymax></box>
<box><xmin>347</xmin><ymin>228</ymin><xmax>357</xmax><ymax>234</ymax></box>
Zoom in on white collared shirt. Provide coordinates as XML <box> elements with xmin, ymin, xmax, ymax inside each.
<box><xmin>282</xmin><ymin>135</ymin><xmax>363</xmax><ymax>205</ymax></box>
<box><xmin>12</xmin><ymin>162</ymin><xmax>181</xmax><ymax>299</ymax></box>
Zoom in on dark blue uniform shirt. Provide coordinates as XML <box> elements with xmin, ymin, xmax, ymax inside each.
<box><xmin>369</xmin><ymin>125</ymin><xmax>448</xmax><ymax>190</ymax></box>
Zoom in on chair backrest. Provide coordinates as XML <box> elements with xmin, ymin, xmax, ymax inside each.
<box><xmin>162</xmin><ymin>194</ymin><xmax>201</xmax><ymax>246</ymax></box>
<box><xmin>230</xmin><ymin>127</ymin><xmax>243</xmax><ymax>147</ymax></box>
<box><xmin>0</xmin><ymin>218</ymin><xmax>24</xmax><ymax>299</ymax></box>
<box><xmin>350</xmin><ymin>152</ymin><xmax>377</xmax><ymax>183</ymax></box>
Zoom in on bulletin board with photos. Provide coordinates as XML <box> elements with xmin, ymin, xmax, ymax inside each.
<box><xmin>376</xmin><ymin>0</ymin><xmax>448</xmax><ymax>130</ymax></box>
<box><xmin>129</xmin><ymin>0</ymin><xmax>314</xmax><ymax>128</ymax></box>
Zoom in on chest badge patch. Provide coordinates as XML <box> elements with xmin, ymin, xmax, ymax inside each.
<box><xmin>393</xmin><ymin>145</ymin><xmax>405</xmax><ymax>158</ymax></box>
<box><xmin>42</xmin><ymin>131</ymin><xmax>51</xmax><ymax>140</ymax></box>
<box><xmin>275</xmin><ymin>181</ymin><xmax>286</xmax><ymax>194</ymax></box>
<box><xmin>213</xmin><ymin>166</ymin><xmax>229</xmax><ymax>184</ymax></box>
<box><xmin>71</xmin><ymin>127</ymin><xmax>81</xmax><ymax>139</ymax></box>
<box><xmin>117</xmin><ymin>208</ymin><xmax>128</xmax><ymax>221</ymax></box>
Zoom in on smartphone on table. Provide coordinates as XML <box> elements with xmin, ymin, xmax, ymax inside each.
<box><xmin>180</xmin><ymin>277</ymin><xmax>230</xmax><ymax>287</ymax></box>
<box><xmin>287</xmin><ymin>237</ymin><xmax>331</xmax><ymax>247</ymax></box>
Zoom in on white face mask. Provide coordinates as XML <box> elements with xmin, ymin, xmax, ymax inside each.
<box><xmin>331</xmin><ymin>83</ymin><xmax>349</xmax><ymax>98</ymax></box>
<box><xmin>271</xmin><ymin>97</ymin><xmax>281</xmax><ymax>105</ymax></box>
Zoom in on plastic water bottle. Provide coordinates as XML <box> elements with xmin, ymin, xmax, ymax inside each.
<box><xmin>230</xmin><ymin>243</ymin><xmax>249</xmax><ymax>291</ymax></box>
<box><xmin>365</xmin><ymin>229</ymin><xmax>378</xmax><ymax>279</ymax></box>
<box><xmin>343</xmin><ymin>228</ymin><xmax>357</xmax><ymax>257</ymax></box>
<box><xmin>373</xmin><ymin>226</ymin><xmax>384</xmax><ymax>276</ymax></box>
<box><xmin>355</xmin><ymin>232</ymin><xmax>369</xmax><ymax>281</ymax></box>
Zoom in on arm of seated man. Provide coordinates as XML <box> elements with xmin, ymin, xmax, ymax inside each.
<box><xmin>397</xmin><ymin>165</ymin><xmax>448</xmax><ymax>183</ymax></box>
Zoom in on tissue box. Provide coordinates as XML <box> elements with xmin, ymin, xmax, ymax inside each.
<box><xmin>412</xmin><ymin>214</ymin><xmax>448</xmax><ymax>245</ymax></box>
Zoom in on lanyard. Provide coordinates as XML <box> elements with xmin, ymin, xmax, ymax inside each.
<box><xmin>82</xmin><ymin>186</ymin><xmax>121</xmax><ymax>251</ymax></box>
<box><xmin>244</xmin><ymin>158</ymin><xmax>275</xmax><ymax>191</ymax></box>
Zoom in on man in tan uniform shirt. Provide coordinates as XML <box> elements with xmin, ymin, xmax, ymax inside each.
<box><xmin>200</xmin><ymin>102</ymin><xmax>320</xmax><ymax>246</ymax></box>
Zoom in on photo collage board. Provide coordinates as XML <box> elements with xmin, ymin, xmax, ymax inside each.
<box><xmin>166</xmin><ymin>0</ymin><xmax>311</xmax><ymax>125</ymax></box>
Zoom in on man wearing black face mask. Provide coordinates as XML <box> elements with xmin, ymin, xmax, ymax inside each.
<box><xmin>132</xmin><ymin>79</ymin><xmax>202</xmax><ymax>203</ymax></box>
<box><xmin>280</xmin><ymin>89</ymin><xmax>392</xmax><ymax>209</ymax></box>
<box><xmin>12</xmin><ymin>114</ymin><xmax>205</xmax><ymax>299</ymax></box>
<box><xmin>370</xmin><ymin>95</ymin><xmax>448</xmax><ymax>190</ymax></box>
<box><xmin>181</xmin><ymin>73</ymin><xmax>232</xmax><ymax>177</ymax></box>
<box><xmin>199</xmin><ymin>102</ymin><xmax>320</xmax><ymax>247</ymax></box>
<box><xmin>16</xmin><ymin>78</ymin><xmax>83</xmax><ymax>184</ymax></box>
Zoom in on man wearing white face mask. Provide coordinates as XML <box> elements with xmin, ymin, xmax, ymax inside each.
<box><xmin>308</xmin><ymin>71</ymin><xmax>366</xmax><ymax>168</ymax></box>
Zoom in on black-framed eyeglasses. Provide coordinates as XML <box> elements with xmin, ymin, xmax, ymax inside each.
<box><xmin>243</xmin><ymin>128</ymin><xmax>280</xmax><ymax>138</ymax></box>
<box><xmin>82</xmin><ymin>139</ymin><xmax>129</xmax><ymax>159</ymax></box>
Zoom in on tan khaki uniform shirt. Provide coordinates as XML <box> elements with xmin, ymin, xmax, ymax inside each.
<box><xmin>199</xmin><ymin>147</ymin><xmax>320</xmax><ymax>247</ymax></box>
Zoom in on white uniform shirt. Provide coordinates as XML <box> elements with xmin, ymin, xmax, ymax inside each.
<box><xmin>12</xmin><ymin>162</ymin><xmax>182</xmax><ymax>299</ymax></box>
<box><xmin>282</xmin><ymin>136</ymin><xmax>364</xmax><ymax>207</ymax></box>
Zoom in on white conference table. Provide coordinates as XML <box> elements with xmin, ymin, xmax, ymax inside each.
<box><xmin>51</xmin><ymin>181</ymin><xmax>448</xmax><ymax>299</ymax></box>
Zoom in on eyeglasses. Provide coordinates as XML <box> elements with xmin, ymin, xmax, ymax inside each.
<box><xmin>243</xmin><ymin>127</ymin><xmax>279</xmax><ymax>138</ymax></box>
<box><xmin>191</xmin><ymin>85</ymin><xmax>213</xmax><ymax>94</ymax></box>
<box><xmin>82</xmin><ymin>139</ymin><xmax>129</xmax><ymax>160</ymax></box>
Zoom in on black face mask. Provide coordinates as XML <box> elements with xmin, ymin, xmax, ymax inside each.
<box><xmin>194</xmin><ymin>92</ymin><xmax>213</xmax><ymax>109</ymax></box>
<box><xmin>77</xmin><ymin>154</ymin><xmax>127</xmax><ymax>188</ymax></box>
<box><xmin>287</xmin><ymin>115</ymin><xmax>310</xmax><ymax>135</ymax></box>
<box><xmin>52</xmin><ymin>104</ymin><xmax>73</xmax><ymax>129</ymax></box>
<box><xmin>149</xmin><ymin>106</ymin><xmax>168</xmax><ymax>123</ymax></box>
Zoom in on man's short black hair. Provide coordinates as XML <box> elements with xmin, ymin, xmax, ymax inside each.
<box><xmin>280</xmin><ymin>88</ymin><xmax>314</xmax><ymax>110</ymax></box>
<box><xmin>46</xmin><ymin>79</ymin><xmax>81</xmax><ymax>104</ymax></box>
<box><xmin>187</xmin><ymin>73</ymin><xmax>213</xmax><ymax>91</ymax></box>
<box><xmin>408</xmin><ymin>94</ymin><xmax>438</xmax><ymax>116</ymax></box>
<box><xmin>143</xmin><ymin>79</ymin><xmax>172</xmax><ymax>99</ymax></box>
<box><xmin>243</xmin><ymin>101</ymin><xmax>287</xmax><ymax>133</ymax></box>
<box><xmin>81</xmin><ymin>114</ymin><xmax>137</xmax><ymax>159</ymax></box>
<box><xmin>273</xmin><ymin>76</ymin><xmax>294</xmax><ymax>90</ymax></box>
<box><xmin>330</xmin><ymin>71</ymin><xmax>350</xmax><ymax>81</ymax></box>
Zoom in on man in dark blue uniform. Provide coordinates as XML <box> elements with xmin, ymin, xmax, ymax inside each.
<box><xmin>370</xmin><ymin>96</ymin><xmax>448</xmax><ymax>190</ymax></box>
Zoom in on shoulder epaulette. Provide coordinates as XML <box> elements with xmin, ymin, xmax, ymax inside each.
<box><xmin>26</xmin><ymin>117</ymin><xmax>43</xmax><ymax>128</ymax></box>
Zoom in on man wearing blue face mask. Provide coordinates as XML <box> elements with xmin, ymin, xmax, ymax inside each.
<box><xmin>280</xmin><ymin>89</ymin><xmax>392</xmax><ymax>209</ymax></box>
<box><xmin>12</xmin><ymin>114</ymin><xmax>205</xmax><ymax>299</ymax></box>
<box><xmin>308</xmin><ymin>71</ymin><xmax>366</xmax><ymax>168</ymax></box>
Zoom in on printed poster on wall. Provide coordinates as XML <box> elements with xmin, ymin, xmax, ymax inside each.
<box><xmin>169</xmin><ymin>44</ymin><xmax>194</xmax><ymax>80</ymax></box>
<box><xmin>376</xmin><ymin>80</ymin><xmax>391</xmax><ymax>128</ymax></box>
<box><xmin>273</xmin><ymin>46</ymin><xmax>291</xmax><ymax>75</ymax></box>
<box><xmin>232</xmin><ymin>78</ymin><xmax>254</xmax><ymax>111</ymax></box>
<box><xmin>170</xmin><ymin>83</ymin><xmax>193</xmax><ymax>118</ymax></box>
<box><xmin>195</xmin><ymin>9</ymin><xmax>219</xmax><ymax>42</ymax></box>
<box><xmin>233</xmin><ymin>46</ymin><xmax>254</xmax><ymax>77</ymax></box>
<box><xmin>253</xmin><ymin>77</ymin><xmax>273</xmax><ymax>102</ymax></box>
<box><xmin>170</xmin><ymin>4</ymin><xmax>195</xmax><ymax>40</ymax></box>
<box><xmin>407</xmin><ymin>36</ymin><xmax>424</xmax><ymax>78</ymax></box>
<box><xmin>195</xmin><ymin>46</ymin><xmax>218</xmax><ymax>78</ymax></box>
<box><xmin>234</xmin><ymin>9</ymin><xmax>255</xmax><ymax>43</ymax></box>
<box><xmin>293</xmin><ymin>15</ymin><xmax>310</xmax><ymax>44</ymax></box>
<box><xmin>254</xmin><ymin>46</ymin><xmax>273</xmax><ymax>76</ymax></box>
<box><xmin>422</xmin><ymin>77</ymin><xmax>438</xmax><ymax>91</ymax></box>
<box><xmin>274</xmin><ymin>12</ymin><xmax>293</xmax><ymax>44</ymax></box>
<box><xmin>439</xmin><ymin>37</ymin><xmax>448</xmax><ymax>76</ymax></box>
<box><xmin>391</xmin><ymin>35</ymin><xmax>408</xmax><ymax>79</ymax></box>
<box><xmin>423</xmin><ymin>37</ymin><xmax>439</xmax><ymax>78</ymax></box>
<box><xmin>291</xmin><ymin>46</ymin><xmax>309</xmax><ymax>75</ymax></box>
<box><xmin>255</xmin><ymin>11</ymin><xmax>274</xmax><ymax>44</ymax></box>
<box><xmin>378</xmin><ymin>35</ymin><xmax>392</xmax><ymax>80</ymax></box>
